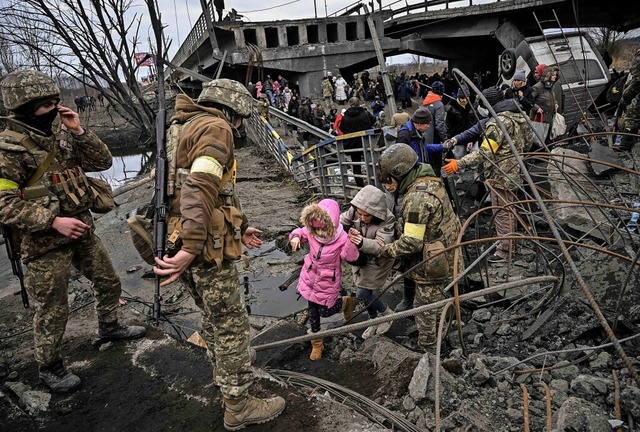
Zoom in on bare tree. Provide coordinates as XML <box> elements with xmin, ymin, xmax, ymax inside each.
<box><xmin>590</xmin><ymin>27</ymin><xmax>627</xmax><ymax>58</ymax></box>
<box><xmin>0</xmin><ymin>0</ymin><xmax>170</xmax><ymax>141</ymax></box>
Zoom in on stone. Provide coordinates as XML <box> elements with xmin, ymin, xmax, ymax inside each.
<box><xmin>472</xmin><ymin>308</ymin><xmax>492</xmax><ymax>323</ymax></box>
<box><xmin>588</xmin><ymin>351</ymin><xmax>611</xmax><ymax>369</ymax></box>
<box><xmin>620</xmin><ymin>385</ymin><xmax>640</xmax><ymax>422</ymax></box>
<box><xmin>408</xmin><ymin>354</ymin><xmax>430</xmax><ymax>401</ymax></box>
<box><xmin>496</xmin><ymin>323</ymin><xmax>511</xmax><ymax>336</ymax></box>
<box><xmin>570</xmin><ymin>375</ymin><xmax>610</xmax><ymax>399</ymax></box>
<box><xmin>402</xmin><ymin>395</ymin><xmax>415</xmax><ymax>411</ymax></box>
<box><xmin>549</xmin><ymin>361</ymin><xmax>579</xmax><ymax>381</ymax></box>
<box><xmin>554</xmin><ymin>397</ymin><xmax>610</xmax><ymax>432</ymax></box>
<box><xmin>441</xmin><ymin>358</ymin><xmax>464</xmax><ymax>375</ymax></box>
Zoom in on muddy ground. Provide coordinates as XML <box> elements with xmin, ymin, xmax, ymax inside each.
<box><xmin>1</xmin><ymin>99</ymin><xmax>640</xmax><ymax>431</ymax></box>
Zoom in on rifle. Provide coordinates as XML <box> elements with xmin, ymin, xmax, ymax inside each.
<box><xmin>151</xmin><ymin>12</ymin><xmax>167</xmax><ymax>327</ymax></box>
<box><xmin>1</xmin><ymin>224</ymin><xmax>29</xmax><ymax>308</ymax></box>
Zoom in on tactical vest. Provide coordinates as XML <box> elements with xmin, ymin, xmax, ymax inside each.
<box><xmin>407</xmin><ymin>176</ymin><xmax>463</xmax><ymax>279</ymax></box>
<box><xmin>0</xmin><ymin>129</ymin><xmax>94</xmax><ymax>216</ymax></box>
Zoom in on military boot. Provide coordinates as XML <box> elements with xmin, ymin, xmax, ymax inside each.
<box><xmin>39</xmin><ymin>360</ymin><xmax>81</xmax><ymax>392</ymax></box>
<box><xmin>98</xmin><ymin>321</ymin><xmax>146</xmax><ymax>341</ymax></box>
<box><xmin>613</xmin><ymin>129</ymin><xmax>636</xmax><ymax>152</ymax></box>
<box><xmin>223</xmin><ymin>394</ymin><xmax>286</xmax><ymax>431</ymax></box>
<box><xmin>394</xmin><ymin>284</ymin><xmax>416</xmax><ymax>312</ymax></box>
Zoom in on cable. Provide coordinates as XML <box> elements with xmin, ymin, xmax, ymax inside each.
<box><xmin>236</xmin><ymin>0</ymin><xmax>301</xmax><ymax>14</ymax></box>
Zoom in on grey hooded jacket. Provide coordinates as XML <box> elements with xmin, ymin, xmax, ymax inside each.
<box><xmin>340</xmin><ymin>185</ymin><xmax>396</xmax><ymax>290</ymax></box>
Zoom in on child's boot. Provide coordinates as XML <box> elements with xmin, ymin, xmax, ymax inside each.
<box><xmin>342</xmin><ymin>296</ymin><xmax>354</xmax><ymax>321</ymax></box>
<box><xmin>310</xmin><ymin>338</ymin><xmax>324</xmax><ymax>360</ymax></box>
<box><xmin>376</xmin><ymin>307</ymin><xmax>394</xmax><ymax>335</ymax></box>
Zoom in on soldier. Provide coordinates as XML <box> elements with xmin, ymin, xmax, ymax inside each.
<box><xmin>0</xmin><ymin>70</ymin><xmax>145</xmax><ymax>393</ymax></box>
<box><xmin>443</xmin><ymin>86</ymin><xmax>534</xmax><ymax>262</ymax></box>
<box><xmin>614</xmin><ymin>49</ymin><xmax>640</xmax><ymax>152</ymax></box>
<box><xmin>152</xmin><ymin>79</ymin><xmax>285</xmax><ymax>431</ymax></box>
<box><xmin>378</xmin><ymin>143</ymin><xmax>463</xmax><ymax>353</ymax></box>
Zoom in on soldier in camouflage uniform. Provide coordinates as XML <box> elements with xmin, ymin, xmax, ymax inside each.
<box><xmin>0</xmin><ymin>70</ymin><xmax>145</xmax><ymax>393</ymax></box>
<box><xmin>378</xmin><ymin>143</ymin><xmax>463</xmax><ymax>353</ymax></box>
<box><xmin>614</xmin><ymin>49</ymin><xmax>640</xmax><ymax>152</ymax></box>
<box><xmin>152</xmin><ymin>79</ymin><xmax>285</xmax><ymax>431</ymax></box>
<box><xmin>443</xmin><ymin>86</ymin><xmax>534</xmax><ymax>262</ymax></box>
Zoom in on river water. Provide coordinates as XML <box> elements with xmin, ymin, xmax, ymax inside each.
<box><xmin>97</xmin><ymin>147</ymin><xmax>153</xmax><ymax>189</ymax></box>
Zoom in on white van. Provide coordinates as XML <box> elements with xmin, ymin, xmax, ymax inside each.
<box><xmin>499</xmin><ymin>31</ymin><xmax>611</xmax><ymax>131</ymax></box>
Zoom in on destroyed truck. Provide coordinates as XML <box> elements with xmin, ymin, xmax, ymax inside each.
<box><xmin>498</xmin><ymin>31</ymin><xmax>611</xmax><ymax>132</ymax></box>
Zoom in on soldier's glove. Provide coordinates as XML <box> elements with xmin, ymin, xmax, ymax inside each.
<box><xmin>443</xmin><ymin>139</ymin><xmax>454</xmax><ymax>150</ymax></box>
<box><xmin>443</xmin><ymin>158</ymin><xmax>459</xmax><ymax>175</ymax></box>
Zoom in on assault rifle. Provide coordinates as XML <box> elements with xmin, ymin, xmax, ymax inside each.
<box><xmin>1</xmin><ymin>224</ymin><xmax>29</xmax><ymax>308</ymax></box>
<box><xmin>152</xmin><ymin>17</ymin><xmax>167</xmax><ymax>327</ymax></box>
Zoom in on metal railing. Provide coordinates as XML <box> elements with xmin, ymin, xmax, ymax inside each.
<box><xmin>248</xmin><ymin>105</ymin><xmax>388</xmax><ymax>201</ymax></box>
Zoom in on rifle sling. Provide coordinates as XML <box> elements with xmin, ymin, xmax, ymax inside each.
<box><xmin>0</xmin><ymin>130</ymin><xmax>58</xmax><ymax>188</ymax></box>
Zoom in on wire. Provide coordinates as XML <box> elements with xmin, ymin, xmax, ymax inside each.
<box><xmin>236</xmin><ymin>0</ymin><xmax>300</xmax><ymax>14</ymax></box>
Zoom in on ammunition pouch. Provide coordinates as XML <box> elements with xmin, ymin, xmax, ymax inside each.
<box><xmin>203</xmin><ymin>205</ymin><xmax>243</xmax><ymax>268</ymax></box>
<box><xmin>423</xmin><ymin>240</ymin><xmax>448</xmax><ymax>279</ymax></box>
<box><xmin>87</xmin><ymin>176</ymin><xmax>115</xmax><ymax>214</ymax></box>
<box><xmin>44</xmin><ymin>166</ymin><xmax>93</xmax><ymax>215</ymax></box>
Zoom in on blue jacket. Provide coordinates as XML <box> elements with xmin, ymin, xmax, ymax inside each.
<box><xmin>396</xmin><ymin>120</ymin><xmax>445</xmax><ymax>174</ymax></box>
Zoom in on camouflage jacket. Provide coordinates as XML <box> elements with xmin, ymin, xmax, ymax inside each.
<box><xmin>381</xmin><ymin>164</ymin><xmax>462</xmax><ymax>283</ymax></box>
<box><xmin>168</xmin><ymin>94</ymin><xmax>247</xmax><ymax>259</ymax></box>
<box><xmin>0</xmin><ymin>121</ymin><xmax>112</xmax><ymax>262</ymax></box>
<box><xmin>455</xmin><ymin>103</ymin><xmax>533</xmax><ymax>191</ymax></box>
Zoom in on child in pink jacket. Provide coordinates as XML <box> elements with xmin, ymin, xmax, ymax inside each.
<box><xmin>289</xmin><ymin>198</ymin><xmax>359</xmax><ymax>360</ymax></box>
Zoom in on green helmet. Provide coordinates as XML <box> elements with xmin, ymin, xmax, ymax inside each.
<box><xmin>379</xmin><ymin>143</ymin><xmax>418</xmax><ymax>179</ymax></box>
<box><xmin>197</xmin><ymin>78</ymin><xmax>253</xmax><ymax>118</ymax></box>
<box><xmin>0</xmin><ymin>70</ymin><xmax>60</xmax><ymax>111</ymax></box>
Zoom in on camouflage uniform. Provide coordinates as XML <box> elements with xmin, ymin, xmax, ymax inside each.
<box><xmin>0</xmin><ymin>71</ymin><xmax>122</xmax><ymax>368</ymax></box>
<box><xmin>168</xmin><ymin>88</ymin><xmax>253</xmax><ymax>400</ymax></box>
<box><xmin>380</xmin><ymin>163</ymin><xmax>462</xmax><ymax>351</ymax></box>
<box><xmin>454</xmin><ymin>102</ymin><xmax>533</xmax><ymax>258</ymax></box>
<box><xmin>621</xmin><ymin>50</ymin><xmax>640</xmax><ymax>134</ymax></box>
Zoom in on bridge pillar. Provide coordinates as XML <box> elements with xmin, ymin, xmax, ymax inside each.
<box><xmin>337</xmin><ymin>22</ymin><xmax>346</xmax><ymax>42</ymax></box>
<box><xmin>299</xmin><ymin>25</ymin><xmax>308</xmax><ymax>44</ymax></box>
<box><xmin>257</xmin><ymin>28</ymin><xmax>267</xmax><ymax>49</ymax></box>
<box><xmin>278</xmin><ymin>26</ymin><xmax>288</xmax><ymax>47</ymax></box>
<box><xmin>234</xmin><ymin>28</ymin><xmax>246</xmax><ymax>49</ymax></box>
<box><xmin>318</xmin><ymin>24</ymin><xmax>327</xmax><ymax>43</ymax></box>
<box><xmin>357</xmin><ymin>22</ymin><xmax>366</xmax><ymax>40</ymax></box>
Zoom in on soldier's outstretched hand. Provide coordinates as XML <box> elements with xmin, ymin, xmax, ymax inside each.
<box><xmin>242</xmin><ymin>226</ymin><xmax>263</xmax><ymax>249</ymax></box>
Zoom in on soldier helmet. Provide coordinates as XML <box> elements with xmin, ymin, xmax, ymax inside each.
<box><xmin>378</xmin><ymin>143</ymin><xmax>418</xmax><ymax>180</ymax></box>
<box><xmin>0</xmin><ymin>70</ymin><xmax>60</xmax><ymax>111</ymax></box>
<box><xmin>197</xmin><ymin>78</ymin><xmax>253</xmax><ymax>118</ymax></box>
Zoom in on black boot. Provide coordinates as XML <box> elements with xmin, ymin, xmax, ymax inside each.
<box><xmin>39</xmin><ymin>360</ymin><xmax>81</xmax><ymax>392</ymax></box>
<box><xmin>613</xmin><ymin>130</ymin><xmax>636</xmax><ymax>152</ymax></box>
<box><xmin>98</xmin><ymin>321</ymin><xmax>146</xmax><ymax>341</ymax></box>
<box><xmin>395</xmin><ymin>279</ymin><xmax>416</xmax><ymax>312</ymax></box>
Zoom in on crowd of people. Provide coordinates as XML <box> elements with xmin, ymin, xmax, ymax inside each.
<box><xmin>0</xmin><ymin>50</ymin><xmax>637</xmax><ymax>430</ymax></box>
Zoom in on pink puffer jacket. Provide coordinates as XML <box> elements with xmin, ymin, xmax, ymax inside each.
<box><xmin>289</xmin><ymin>199</ymin><xmax>359</xmax><ymax>307</ymax></box>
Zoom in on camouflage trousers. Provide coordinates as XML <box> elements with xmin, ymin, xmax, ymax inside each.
<box><xmin>182</xmin><ymin>260</ymin><xmax>253</xmax><ymax>400</ymax></box>
<box><xmin>491</xmin><ymin>188</ymin><xmax>517</xmax><ymax>259</ymax></box>
<box><xmin>413</xmin><ymin>279</ymin><xmax>447</xmax><ymax>352</ymax></box>
<box><xmin>625</xmin><ymin>93</ymin><xmax>640</xmax><ymax>131</ymax></box>
<box><xmin>25</xmin><ymin>233</ymin><xmax>121</xmax><ymax>367</ymax></box>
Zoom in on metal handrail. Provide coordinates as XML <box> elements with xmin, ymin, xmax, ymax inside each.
<box><xmin>248</xmin><ymin>104</ymin><xmax>388</xmax><ymax>201</ymax></box>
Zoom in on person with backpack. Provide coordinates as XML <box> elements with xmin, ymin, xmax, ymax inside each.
<box><xmin>0</xmin><ymin>70</ymin><xmax>146</xmax><ymax>393</ymax></box>
<box><xmin>152</xmin><ymin>79</ymin><xmax>286</xmax><ymax>430</ymax></box>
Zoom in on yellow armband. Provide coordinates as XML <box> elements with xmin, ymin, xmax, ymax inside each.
<box><xmin>0</xmin><ymin>178</ymin><xmax>19</xmax><ymax>190</ymax></box>
<box><xmin>404</xmin><ymin>222</ymin><xmax>426</xmax><ymax>240</ymax></box>
<box><xmin>190</xmin><ymin>156</ymin><xmax>224</xmax><ymax>179</ymax></box>
<box><xmin>481</xmin><ymin>138</ymin><xmax>499</xmax><ymax>153</ymax></box>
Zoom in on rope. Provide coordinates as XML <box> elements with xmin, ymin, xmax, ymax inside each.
<box><xmin>252</xmin><ymin>276</ymin><xmax>558</xmax><ymax>351</ymax></box>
